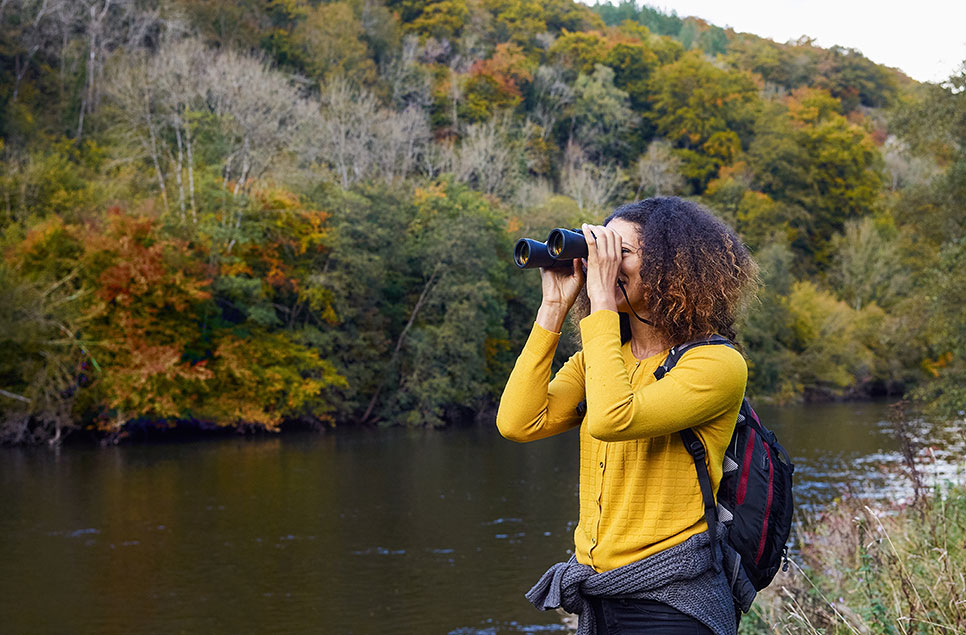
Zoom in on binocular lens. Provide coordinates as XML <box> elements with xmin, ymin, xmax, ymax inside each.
<box><xmin>548</xmin><ymin>232</ymin><xmax>564</xmax><ymax>258</ymax></box>
<box><xmin>514</xmin><ymin>238</ymin><xmax>560</xmax><ymax>269</ymax></box>
<box><xmin>513</xmin><ymin>240</ymin><xmax>532</xmax><ymax>267</ymax></box>
<box><xmin>546</xmin><ymin>228</ymin><xmax>588</xmax><ymax>261</ymax></box>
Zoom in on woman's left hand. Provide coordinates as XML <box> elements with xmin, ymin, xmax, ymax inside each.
<box><xmin>582</xmin><ymin>223</ymin><xmax>621</xmax><ymax>313</ymax></box>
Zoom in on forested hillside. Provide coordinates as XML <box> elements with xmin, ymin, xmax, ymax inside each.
<box><xmin>1</xmin><ymin>0</ymin><xmax>963</xmax><ymax>444</ymax></box>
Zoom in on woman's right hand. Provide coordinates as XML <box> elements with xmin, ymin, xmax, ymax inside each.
<box><xmin>536</xmin><ymin>260</ymin><xmax>585</xmax><ymax>332</ymax></box>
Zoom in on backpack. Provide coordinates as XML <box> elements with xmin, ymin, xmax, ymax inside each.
<box><xmin>654</xmin><ymin>335</ymin><xmax>794</xmax><ymax>613</ymax></box>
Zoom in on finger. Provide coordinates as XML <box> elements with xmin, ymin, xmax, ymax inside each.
<box><xmin>581</xmin><ymin>223</ymin><xmax>598</xmax><ymax>260</ymax></box>
<box><xmin>606</xmin><ymin>227</ymin><xmax>622</xmax><ymax>260</ymax></box>
<box><xmin>591</xmin><ymin>225</ymin><xmax>617</xmax><ymax>261</ymax></box>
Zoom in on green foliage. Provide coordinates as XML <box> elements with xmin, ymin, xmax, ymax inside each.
<box><xmin>307</xmin><ymin>180</ymin><xmax>520</xmax><ymax>427</ymax></box>
<box><xmin>571</xmin><ymin>64</ymin><xmax>634</xmax><ymax>161</ymax></box>
<box><xmin>398</xmin><ymin>0</ymin><xmax>468</xmax><ymax>40</ymax></box>
<box><xmin>829</xmin><ymin>216</ymin><xmax>905</xmax><ymax>311</ymax></box>
<box><xmin>0</xmin><ymin>227</ymin><xmax>88</xmax><ymax>444</ymax></box>
<box><xmin>603</xmin><ymin>39</ymin><xmax>659</xmax><ymax>111</ymax></box>
<box><xmin>593</xmin><ymin>1</ymin><xmax>683</xmax><ymax>37</ymax></box>
<box><xmin>914</xmin><ymin>238</ymin><xmax>966</xmax><ymax>419</ymax></box>
<box><xmin>283</xmin><ymin>2</ymin><xmax>377</xmax><ymax>83</ymax></box>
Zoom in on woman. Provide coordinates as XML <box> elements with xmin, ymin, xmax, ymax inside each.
<box><xmin>496</xmin><ymin>197</ymin><xmax>759</xmax><ymax>635</ymax></box>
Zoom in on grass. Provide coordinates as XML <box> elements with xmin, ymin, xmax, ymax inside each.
<box><xmin>741</xmin><ymin>404</ymin><xmax>966</xmax><ymax>634</ymax></box>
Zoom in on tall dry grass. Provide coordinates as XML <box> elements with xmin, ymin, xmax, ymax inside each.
<box><xmin>742</xmin><ymin>403</ymin><xmax>966</xmax><ymax>634</ymax></box>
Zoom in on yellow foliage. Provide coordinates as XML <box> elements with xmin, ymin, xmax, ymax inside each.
<box><xmin>414</xmin><ymin>182</ymin><xmax>448</xmax><ymax>207</ymax></box>
<box><xmin>922</xmin><ymin>352</ymin><xmax>954</xmax><ymax>378</ymax></box>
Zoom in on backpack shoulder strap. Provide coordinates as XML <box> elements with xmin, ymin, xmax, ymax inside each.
<box><xmin>655</xmin><ymin>335</ymin><xmax>734</xmax><ymax>573</ymax></box>
<box><xmin>680</xmin><ymin>427</ymin><xmax>722</xmax><ymax>573</ymax></box>
<box><xmin>654</xmin><ymin>334</ymin><xmax>734</xmax><ymax>380</ymax></box>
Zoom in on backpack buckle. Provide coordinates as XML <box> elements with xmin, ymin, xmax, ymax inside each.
<box><xmin>687</xmin><ymin>439</ymin><xmax>706</xmax><ymax>459</ymax></box>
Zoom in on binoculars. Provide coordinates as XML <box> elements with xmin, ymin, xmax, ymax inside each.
<box><xmin>513</xmin><ymin>228</ymin><xmax>589</xmax><ymax>269</ymax></box>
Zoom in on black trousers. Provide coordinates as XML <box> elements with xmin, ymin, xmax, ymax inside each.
<box><xmin>589</xmin><ymin>597</ymin><xmax>715</xmax><ymax>635</ymax></box>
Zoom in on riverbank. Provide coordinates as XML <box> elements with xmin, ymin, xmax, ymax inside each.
<box><xmin>741</xmin><ymin>480</ymin><xmax>966</xmax><ymax>634</ymax></box>
<box><xmin>0</xmin><ymin>395</ymin><xmax>908</xmax><ymax>448</ymax></box>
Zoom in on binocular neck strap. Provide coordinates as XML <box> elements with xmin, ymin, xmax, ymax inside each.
<box><xmin>616</xmin><ymin>279</ymin><xmax>654</xmax><ymax>326</ymax></box>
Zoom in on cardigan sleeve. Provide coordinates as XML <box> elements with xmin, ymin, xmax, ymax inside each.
<box><xmin>496</xmin><ymin>321</ymin><xmax>585</xmax><ymax>442</ymax></box>
<box><xmin>579</xmin><ymin>310</ymin><xmax>747</xmax><ymax>443</ymax></box>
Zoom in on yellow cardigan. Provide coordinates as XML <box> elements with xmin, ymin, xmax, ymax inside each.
<box><xmin>496</xmin><ymin>310</ymin><xmax>747</xmax><ymax>572</ymax></box>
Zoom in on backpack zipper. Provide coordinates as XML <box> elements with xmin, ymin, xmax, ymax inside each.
<box><xmin>755</xmin><ymin>441</ymin><xmax>775</xmax><ymax>564</ymax></box>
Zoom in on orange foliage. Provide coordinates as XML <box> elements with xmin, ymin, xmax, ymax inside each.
<box><xmin>468</xmin><ymin>42</ymin><xmax>533</xmax><ymax>98</ymax></box>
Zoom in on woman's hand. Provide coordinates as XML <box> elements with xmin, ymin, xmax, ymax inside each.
<box><xmin>582</xmin><ymin>223</ymin><xmax>622</xmax><ymax>314</ymax></box>
<box><xmin>535</xmin><ymin>259</ymin><xmax>585</xmax><ymax>333</ymax></box>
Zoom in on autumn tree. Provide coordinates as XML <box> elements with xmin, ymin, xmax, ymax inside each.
<box><xmin>285</xmin><ymin>1</ymin><xmax>377</xmax><ymax>84</ymax></box>
<box><xmin>648</xmin><ymin>51</ymin><xmax>760</xmax><ymax>189</ymax></box>
<box><xmin>461</xmin><ymin>42</ymin><xmax>534</xmax><ymax>122</ymax></box>
<box><xmin>747</xmin><ymin>88</ymin><xmax>883</xmax><ymax>264</ymax></box>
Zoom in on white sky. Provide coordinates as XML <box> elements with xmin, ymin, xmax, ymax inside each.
<box><xmin>589</xmin><ymin>1</ymin><xmax>966</xmax><ymax>84</ymax></box>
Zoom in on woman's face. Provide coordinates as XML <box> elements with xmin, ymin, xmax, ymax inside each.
<box><xmin>604</xmin><ymin>217</ymin><xmax>645</xmax><ymax>312</ymax></box>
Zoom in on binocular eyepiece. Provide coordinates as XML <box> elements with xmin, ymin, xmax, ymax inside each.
<box><xmin>513</xmin><ymin>228</ymin><xmax>589</xmax><ymax>269</ymax></box>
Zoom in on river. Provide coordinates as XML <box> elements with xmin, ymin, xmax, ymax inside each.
<box><xmin>1</xmin><ymin>401</ymin><xmax>962</xmax><ymax>634</ymax></box>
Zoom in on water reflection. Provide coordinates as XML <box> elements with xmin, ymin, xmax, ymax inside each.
<box><xmin>0</xmin><ymin>401</ymin><xmax>961</xmax><ymax>634</ymax></box>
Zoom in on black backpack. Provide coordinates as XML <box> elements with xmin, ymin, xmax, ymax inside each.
<box><xmin>654</xmin><ymin>335</ymin><xmax>794</xmax><ymax>613</ymax></box>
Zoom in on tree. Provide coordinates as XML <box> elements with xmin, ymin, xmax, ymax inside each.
<box><xmin>397</xmin><ymin>0</ymin><xmax>468</xmax><ymax>41</ymax></box>
<box><xmin>547</xmin><ymin>29</ymin><xmax>609</xmax><ymax>76</ymax></box>
<box><xmin>484</xmin><ymin>0</ymin><xmax>547</xmax><ymax>46</ymax></box>
<box><xmin>915</xmin><ymin>238</ymin><xmax>966</xmax><ymax>419</ymax></box>
<box><xmin>633</xmin><ymin>139</ymin><xmax>684</xmax><ymax>197</ymax></box>
<box><xmin>647</xmin><ymin>51</ymin><xmax>759</xmax><ymax>190</ymax></box>
<box><xmin>310</xmin><ymin>77</ymin><xmax>431</xmax><ymax>189</ymax></box>
<box><xmin>526</xmin><ymin>64</ymin><xmax>574</xmax><ymax>141</ymax></box>
<box><xmin>443</xmin><ymin>117</ymin><xmax>522</xmax><ymax>198</ymax></box>
<box><xmin>649</xmin><ymin>51</ymin><xmax>759</xmax><ymax>151</ymax></box>
<box><xmin>461</xmin><ymin>42</ymin><xmax>534</xmax><ymax>122</ymax></box>
<box><xmin>829</xmin><ymin>217</ymin><xmax>903</xmax><ymax>311</ymax></box>
<box><xmin>747</xmin><ymin>89</ymin><xmax>882</xmax><ymax>264</ymax></box>
<box><xmin>286</xmin><ymin>1</ymin><xmax>376</xmax><ymax>83</ymax></box>
<box><xmin>561</xmin><ymin>141</ymin><xmax>625</xmax><ymax>213</ymax></box>
<box><xmin>571</xmin><ymin>63</ymin><xmax>634</xmax><ymax>162</ymax></box>
<box><xmin>107</xmin><ymin>36</ymin><xmax>319</xmax><ymax>221</ymax></box>
<box><xmin>603</xmin><ymin>39</ymin><xmax>659</xmax><ymax>111</ymax></box>
<box><xmin>0</xmin><ymin>218</ymin><xmax>89</xmax><ymax>444</ymax></box>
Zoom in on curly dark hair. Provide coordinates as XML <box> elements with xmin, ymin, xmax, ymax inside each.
<box><xmin>571</xmin><ymin>196</ymin><xmax>759</xmax><ymax>346</ymax></box>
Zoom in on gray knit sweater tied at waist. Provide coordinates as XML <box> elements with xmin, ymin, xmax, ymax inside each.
<box><xmin>524</xmin><ymin>527</ymin><xmax>736</xmax><ymax>635</ymax></box>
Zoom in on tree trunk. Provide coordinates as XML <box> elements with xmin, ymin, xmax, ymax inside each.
<box><xmin>174</xmin><ymin>117</ymin><xmax>187</xmax><ymax>222</ymax></box>
<box><xmin>144</xmin><ymin>95</ymin><xmax>169</xmax><ymax>213</ymax></box>
<box><xmin>77</xmin><ymin>0</ymin><xmax>113</xmax><ymax>140</ymax></box>
<box><xmin>232</xmin><ymin>135</ymin><xmax>251</xmax><ymax>197</ymax></box>
<box><xmin>12</xmin><ymin>46</ymin><xmax>39</xmax><ymax>103</ymax></box>
<box><xmin>184</xmin><ymin>116</ymin><xmax>197</xmax><ymax>222</ymax></box>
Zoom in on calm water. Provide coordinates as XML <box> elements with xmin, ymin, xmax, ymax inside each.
<box><xmin>1</xmin><ymin>401</ymin><xmax>962</xmax><ymax>634</ymax></box>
